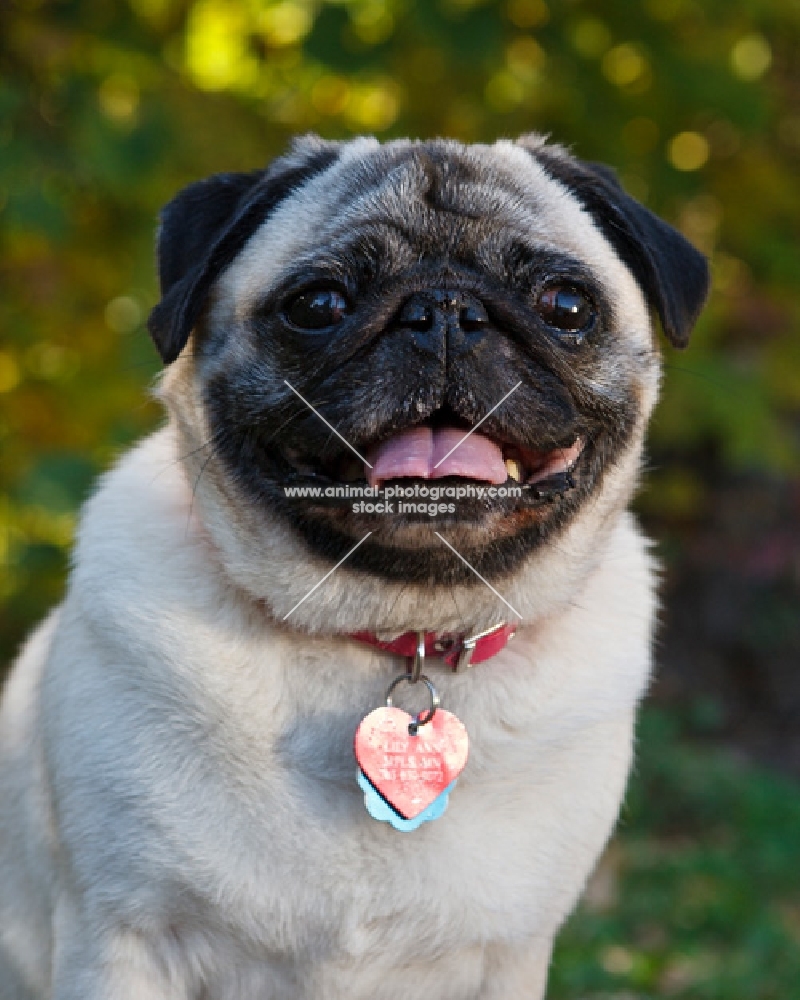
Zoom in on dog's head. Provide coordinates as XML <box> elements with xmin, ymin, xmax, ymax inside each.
<box><xmin>150</xmin><ymin>135</ymin><xmax>708</xmax><ymax>634</ymax></box>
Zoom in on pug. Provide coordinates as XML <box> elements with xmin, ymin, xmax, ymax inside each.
<box><xmin>0</xmin><ymin>134</ymin><xmax>708</xmax><ymax>1000</ymax></box>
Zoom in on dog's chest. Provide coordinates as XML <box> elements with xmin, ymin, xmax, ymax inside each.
<box><xmin>185</xmin><ymin>755</ymin><xmax>557</xmax><ymax>993</ymax></box>
<box><xmin>160</xmin><ymin>638</ymin><xmax>606</xmax><ymax>969</ymax></box>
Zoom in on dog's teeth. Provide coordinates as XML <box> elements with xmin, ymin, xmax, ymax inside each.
<box><xmin>505</xmin><ymin>458</ymin><xmax>523</xmax><ymax>483</ymax></box>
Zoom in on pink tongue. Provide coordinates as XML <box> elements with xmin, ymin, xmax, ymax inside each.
<box><xmin>367</xmin><ymin>425</ymin><xmax>507</xmax><ymax>487</ymax></box>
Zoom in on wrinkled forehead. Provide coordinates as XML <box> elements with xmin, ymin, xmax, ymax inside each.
<box><xmin>221</xmin><ymin>137</ymin><xmax>637</xmax><ymax>312</ymax></box>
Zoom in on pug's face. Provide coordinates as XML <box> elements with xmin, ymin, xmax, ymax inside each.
<box><xmin>150</xmin><ymin>135</ymin><xmax>708</xmax><ymax>632</ymax></box>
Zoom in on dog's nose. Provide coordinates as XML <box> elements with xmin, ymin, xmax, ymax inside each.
<box><xmin>396</xmin><ymin>289</ymin><xmax>490</xmax><ymax>358</ymax></box>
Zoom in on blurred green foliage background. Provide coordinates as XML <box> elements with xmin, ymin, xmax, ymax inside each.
<box><xmin>1</xmin><ymin>0</ymin><xmax>799</xmax><ymax>995</ymax></box>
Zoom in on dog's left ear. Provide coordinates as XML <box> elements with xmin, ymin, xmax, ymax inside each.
<box><xmin>148</xmin><ymin>136</ymin><xmax>341</xmax><ymax>364</ymax></box>
<box><xmin>520</xmin><ymin>138</ymin><xmax>710</xmax><ymax>348</ymax></box>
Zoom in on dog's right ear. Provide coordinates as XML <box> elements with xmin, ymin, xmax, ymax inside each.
<box><xmin>148</xmin><ymin>137</ymin><xmax>341</xmax><ymax>365</ymax></box>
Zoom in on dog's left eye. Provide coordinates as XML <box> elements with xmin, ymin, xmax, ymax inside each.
<box><xmin>535</xmin><ymin>285</ymin><xmax>594</xmax><ymax>335</ymax></box>
<box><xmin>284</xmin><ymin>288</ymin><xmax>350</xmax><ymax>330</ymax></box>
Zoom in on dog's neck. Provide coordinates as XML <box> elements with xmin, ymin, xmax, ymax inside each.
<box><xmin>348</xmin><ymin>622</ymin><xmax>518</xmax><ymax>672</ymax></box>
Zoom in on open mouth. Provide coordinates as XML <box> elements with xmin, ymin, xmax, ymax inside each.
<box><xmin>220</xmin><ymin>406</ymin><xmax>602</xmax><ymax>580</ymax></box>
<box><xmin>280</xmin><ymin>418</ymin><xmax>586</xmax><ymax>494</ymax></box>
<box><xmin>364</xmin><ymin>424</ymin><xmax>585</xmax><ymax>490</ymax></box>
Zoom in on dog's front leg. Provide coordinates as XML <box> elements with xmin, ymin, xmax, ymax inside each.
<box><xmin>51</xmin><ymin>898</ymin><xmax>191</xmax><ymax>1000</ymax></box>
<box><xmin>479</xmin><ymin>938</ymin><xmax>554</xmax><ymax>1000</ymax></box>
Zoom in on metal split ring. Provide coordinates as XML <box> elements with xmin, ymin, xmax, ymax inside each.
<box><xmin>406</xmin><ymin>630</ymin><xmax>425</xmax><ymax>684</ymax></box>
<box><xmin>385</xmin><ymin>673</ymin><xmax>440</xmax><ymax>733</ymax></box>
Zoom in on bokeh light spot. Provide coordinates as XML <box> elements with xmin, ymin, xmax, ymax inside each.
<box><xmin>668</xmin><ymin>131</ymin><xmax>710</xmax><ymax>171</ymax></box>
<box><xmin>712</xmin><ymin>252</ymin><xmax>750</xmax><ymax>294</ymax></box>
<box><xmin>679</xmin><ymin>194</ymin><xmax>723</xmax><ymax>252</ymax></box>
<box><xmin>571</xmin><ymin>18</ymin><xmax>612</xmax><ymax>58</ymax></box>
<box><xmin>129</xmin><ymin>0</ymin><xmax>174</xmax><ymax>30</ymax></box>
<box><xmin>311</xmin><ymin>75</ymin><xmax>351</xmax><ymax>116</ymax></box>
<box><xmin>644</xmin><ymin>0</ymin><xmax>686</xmax><ymax>21</ymax></box>
<box><xmin>505</xmin><ymin>0</ymin><xmax>549</xmax><ymax>29</ymax></box>
<box><xmin>0</xmin><ymin>353</ymin><xmax>21</xmax><ymax>394</ymax></box>
<box><xmin>25</xmin><ymin>343</ymin><xmax>80</xmax><ymax>381</ymax></box>
<box><xmin>98</xmin><ymin>74</ymin><xmax>140</xmax><ymax>125</ymax></box>
<box><xmin>350</xmin><ymin>3</ymin><xmax>395</xmax><ymax>46</ymax></box>
<box><xmin>258</xmin><ymin>2</ymin><xmax>314</xmax><ymax>48</ymax></box>
<box><xmin>506</xmin><ymin>36</ymin><xmax>546</xmax><ymax>80</ymax></box>
<box><xmin>485</xmin><ymin>70</ymin><xmax>526</xmax><ymax>112</ymax></box>
<box><xmin>730</xmin><ymin>34</ymin><xmax>772</xmax><ymax>81</ymax></box>
<box><xmin>601</xmin><ymin>945</ymin><xmax>635</xmax><ymax>975</ymax></box>
<box><xmin>345</xmin><ymin>82</ymin><xmax>400</xmax><ymax>131</ymax></box>
<box><xmin>602</xmin><ymin>43</ymin><xmax>649</xmax><ymax>89</ymax></box>
<box><xmin>186</xmin><ymin>1</ymin><xmax>256</xmax><ymax>92</ymax></box>
<box><xmin>105</xmin><ymin>296</ymin><xmax>143</xmax><ymax>334</ymax></box>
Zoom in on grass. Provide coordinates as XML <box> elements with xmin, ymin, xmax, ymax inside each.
<box><xmin>549</xmin><ymin>709</ymin><xmax>800</xmax><ymax>999</ymax></box>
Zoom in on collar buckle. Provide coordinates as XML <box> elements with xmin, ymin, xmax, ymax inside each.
<box><xmin>454</xmin><ymin>621</ymin><xmax>512</xmax><ymax>673</ymax></box>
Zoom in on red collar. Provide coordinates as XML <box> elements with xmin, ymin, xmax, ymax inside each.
<box><xmin>349</xmin><ymin>622</ymin><xmax>517</xmax><ymax>672</ymax></box>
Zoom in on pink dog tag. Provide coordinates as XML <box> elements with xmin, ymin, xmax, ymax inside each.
<box><xmin>354</xmin><ymin>706</ymin><xmax>469</xmax><ymax>820</ymax></box>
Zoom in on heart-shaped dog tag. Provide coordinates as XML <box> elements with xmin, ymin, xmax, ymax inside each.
<box><xmin>354</xmin><ymin>706</ymin><xmax>469</xmax><ymax>821</ymax></box>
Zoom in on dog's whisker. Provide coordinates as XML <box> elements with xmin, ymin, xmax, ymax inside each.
<box><xmin>383</xmin><ymin>581</ymin><xmax>410</xmax><ymax>626</ymax></box>
<box><xmin>185</xmin><ymin>448</ymin><xmax>217</xmax><ymax>539</ymax></box>
<box><xmin>662</xmin><ymin>362</ymin><xmax>732</xmax><ymax>391</ymax></box>
<box><xmin>260</xmin><ymin>408</ymin><xmax>306</xmax><ymax>446</ymax></box>
<box><xmin>449</xmin><ymin>585</ymin><xmax>471</xmax><ymax>630</ymax></box>
<box><xmin>148</xmin><ymin>426</ymin><xmax>233</xmax><ymax>486</ymax></box>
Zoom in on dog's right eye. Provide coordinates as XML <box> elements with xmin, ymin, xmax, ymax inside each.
<box><xmin>284</xmin><ymin>288</ymin><xmax>350</xmax><ymax>331</ymax></box>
